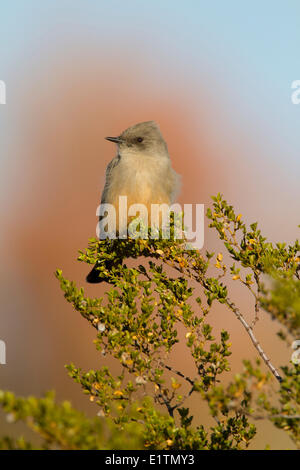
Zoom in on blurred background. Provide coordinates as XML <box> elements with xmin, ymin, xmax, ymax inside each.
<box><xmin>0</xmin><ymin>0</ymin><xmax>299</xmax><ymax>449</ymax></box>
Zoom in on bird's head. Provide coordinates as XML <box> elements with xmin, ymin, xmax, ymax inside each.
<box><xmin>105</xmin><ymin>121</ymin><xmax>169</xmax><ymax>158</ymax></box>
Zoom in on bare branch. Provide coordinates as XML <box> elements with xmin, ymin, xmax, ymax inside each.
<box><xmin>225</xmin><ymin>298</ymin><xmax>283</xmax><ymax>383</ymax></box>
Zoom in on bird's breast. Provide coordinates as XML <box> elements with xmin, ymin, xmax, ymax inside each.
<box><xmin>108</xmin><ymin>154</ymin><xmax>170</xmax><ymax>207</ymax></box>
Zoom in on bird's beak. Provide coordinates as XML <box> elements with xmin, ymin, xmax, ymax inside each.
<box><xmin>105</xmin><ymin>136</ymin><xmax>123</xmax><ymax>144</ymax></box>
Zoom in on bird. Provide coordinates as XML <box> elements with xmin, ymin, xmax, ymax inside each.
<box><xmin>86</xmin><ymin>121</ymin><xmax>180</xmax><ymax>283</ymax></box>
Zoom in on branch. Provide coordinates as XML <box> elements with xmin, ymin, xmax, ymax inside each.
<box><xmin>163</xmin><ymin>363</ymin><xmax>195</xmax><ymax>386</ymax></box>
<box><xmin>237</xmin><ymin>409</ymin><xmax>300</xmax><ymax>421</ymax></box>
<box><xmin>159</xmin><ymin>253</ymin><xmax>283</xmax><ymax>384</ymax></box>
<box><xmin>225</xmin><ymin>298</ymin><xmax>283</xmax><ymax>383</ymax></box>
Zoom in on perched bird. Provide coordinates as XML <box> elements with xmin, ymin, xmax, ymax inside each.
<box><xmin>86</xmin><ymin>121</ymin><xmax>180</xmax><ymax>283</ymax></box>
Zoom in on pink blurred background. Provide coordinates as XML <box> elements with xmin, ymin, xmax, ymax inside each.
<box><xmin>1</xmin><ymin>1</ymin><xmax>299</xmax><ymax>449</ymax></box>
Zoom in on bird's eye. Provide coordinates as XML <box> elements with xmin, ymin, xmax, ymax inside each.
<box><xmin>137</xmin><ymin>137</ymin><xmax>143</xmax><ymax>143</ymax></box>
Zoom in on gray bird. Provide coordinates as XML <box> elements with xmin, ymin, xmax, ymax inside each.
<box><xmin>86</xmin><ymin>121</ymin><xmax>180</xmax><ymax>283</ymax></box>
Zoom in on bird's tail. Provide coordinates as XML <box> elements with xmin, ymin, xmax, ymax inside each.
<box><xmin>86</xmin><ymin>258</ymin><xmax>122</xmax><ymax>284</ymax></box>
<box><xmin>86</xmin><ymin>263</ymin><xmax>104</xmax><ymax>284</ymax></box>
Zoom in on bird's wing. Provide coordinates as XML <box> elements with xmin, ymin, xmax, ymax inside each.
<box><xmin>100</xmin><ymin>154</ymin><xmax>121</xmax><ymax>204</ymax></box>
<box><xmin>89</xmin><ymin>154</ymin><xmax>121</xmax><ymax>281</ymax></box>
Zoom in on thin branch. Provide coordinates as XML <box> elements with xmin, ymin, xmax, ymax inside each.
<box><xmin>237</xmin><ymin>409</ymin><xmax>300</xmax><ymax>421</ymax></box>
<box><xmin>152</xmin><ymin>251</ymin><xmax>284</xmax><ymax>384</ymax></box>
<box><xmin>225</xmin><ymin>298</ymin><xmax>283</xmax><ymax>383</ymax></box>
<box><xmin>164</xmin><ymin>363</ymin><xmax>195</xmax><ymax>386</ymax></box>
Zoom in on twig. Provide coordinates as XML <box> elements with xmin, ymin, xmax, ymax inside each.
<box><xmin>237</xmin><ymin>409</ymin><xmax>300</xmax><ymax>421</ymax></box>
<box><xmin>225</xmin><ymin>298</ymin><xmax>283</xmax><ymax>383</ymax></box>
<box><xmin>152</xmin><ymin>252</ymin><xmax>284</xmax><ymax>384</ymax></box>
<box><xmin>164</xmin><ymin>363</ymin><xmax>195</xmax><ymax>386</ymax></box>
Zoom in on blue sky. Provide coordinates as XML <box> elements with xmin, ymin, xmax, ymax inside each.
<box><xmin>1</xmin><ymin>1</ymin><xmax>300</xmax><ymax>169</ymax></box>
